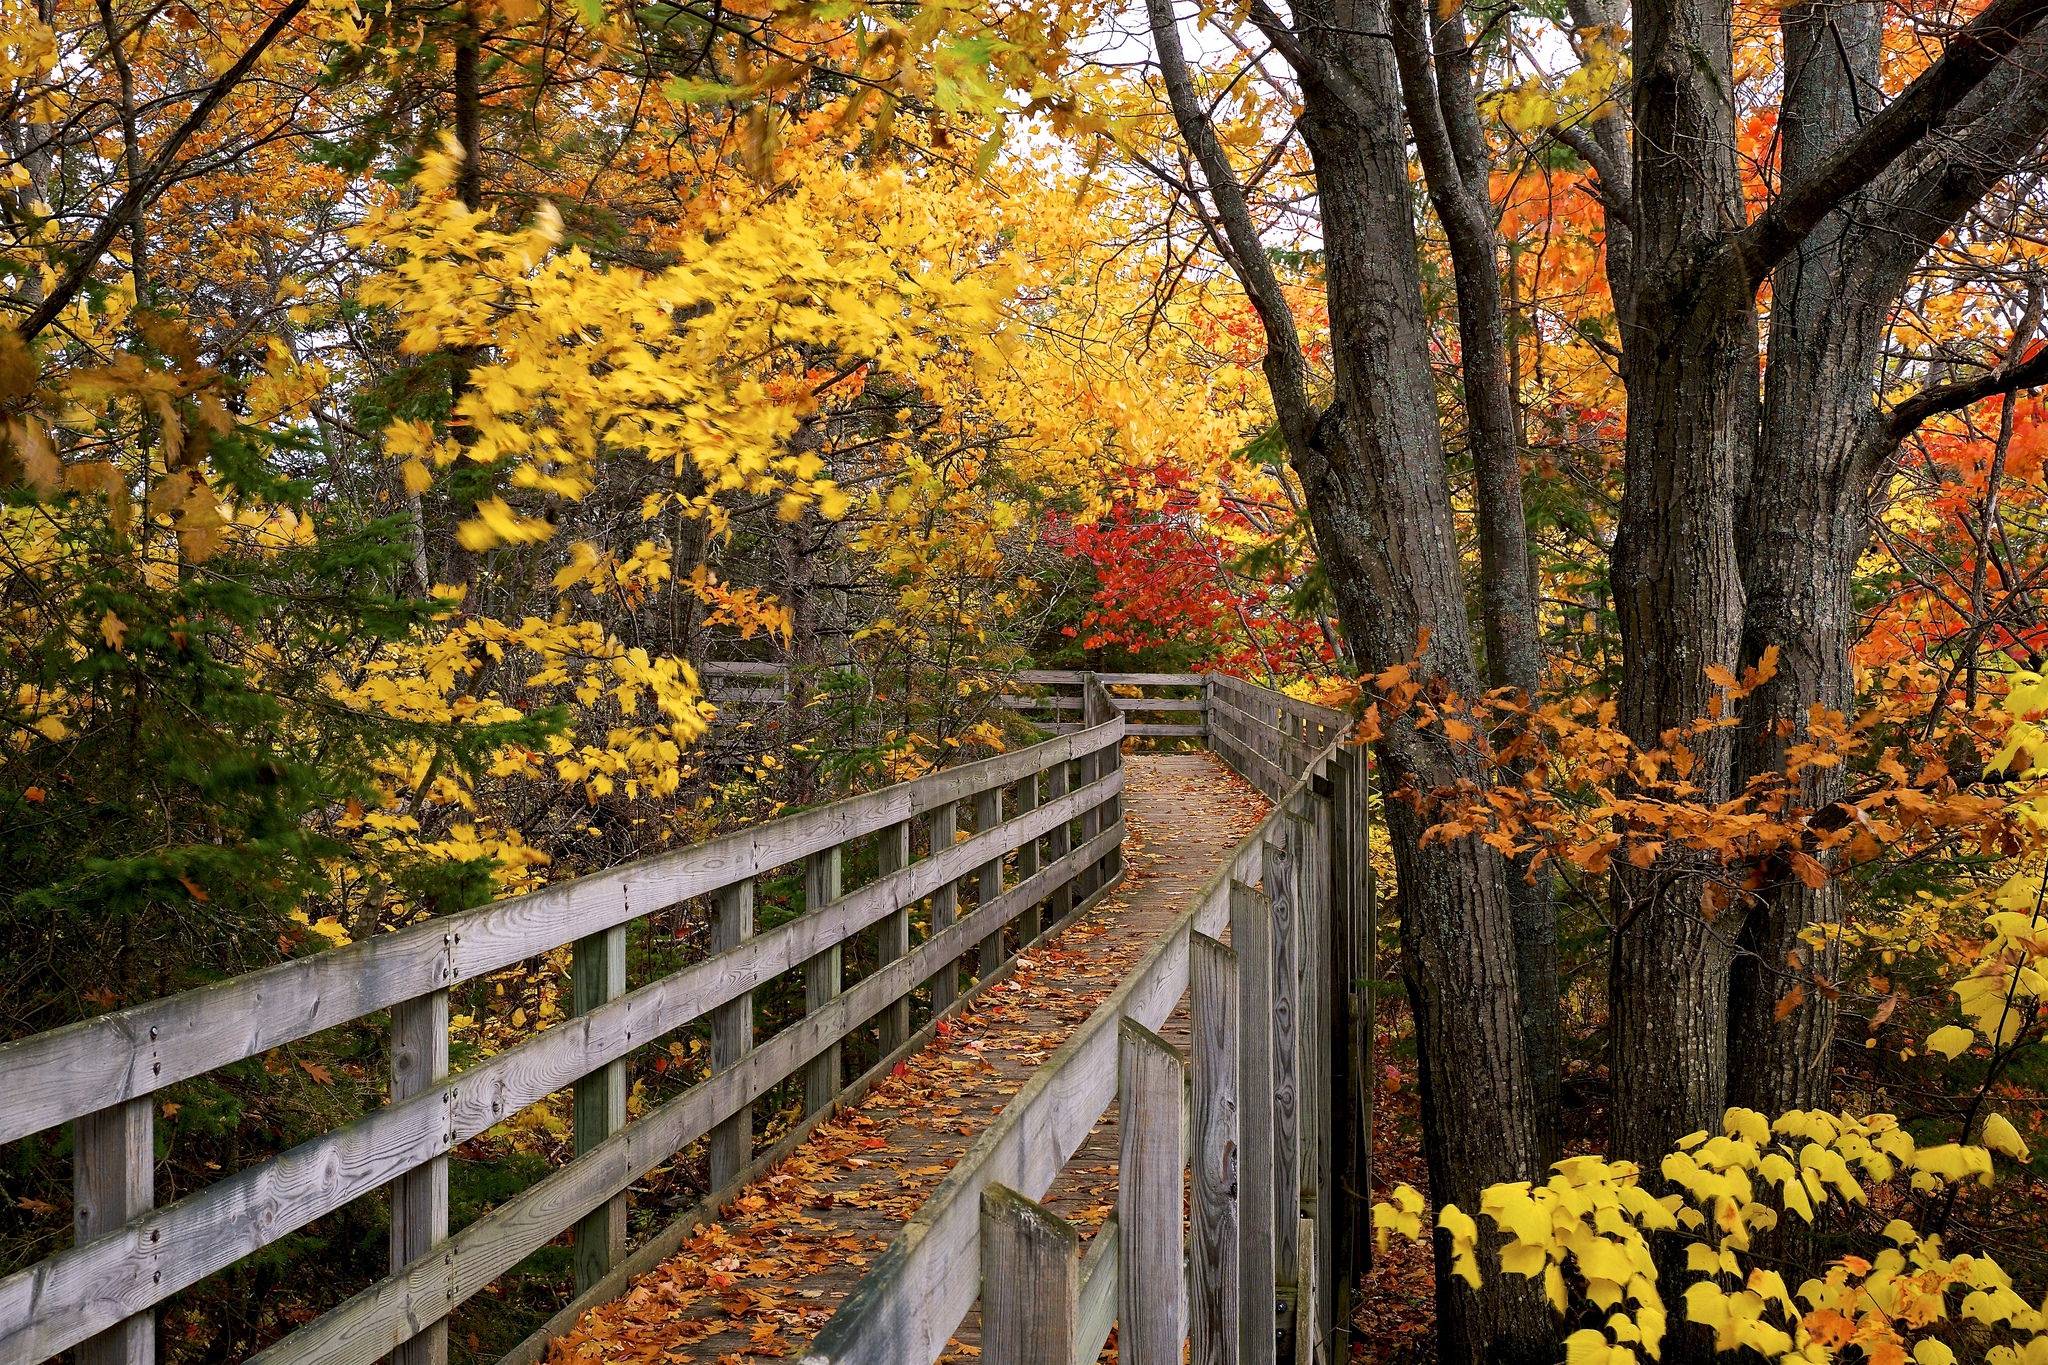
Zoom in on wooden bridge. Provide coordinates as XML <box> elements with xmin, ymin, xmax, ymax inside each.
<box><xmin>0</xmin><ymin>671</ymin><xmax>1375</xmax><ymax>1365</ymax></box>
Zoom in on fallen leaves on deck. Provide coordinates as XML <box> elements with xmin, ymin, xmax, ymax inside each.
<box><xmin>546</xmin><ymin>754</ymin><xmax>1269</xmax><ymax>1365</ymax></box>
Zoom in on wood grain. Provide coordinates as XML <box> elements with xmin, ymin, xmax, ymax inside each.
<box><xmin>1074</xmin><ymin>1215</ymin><xmax>1119</xmax><ymax>1365</ymax></box>
<box><xmin>876</xmin><ymin>824</ymin><xmax>912</xmax><ymax>1055</ymax></box>
<box><xmin>804</xmin><ymin>848</ymin><xmax>845</xmax><ymax>1116</ymax></box>
<box><xmin>0</xmin><ymin>780</ymin><xmax>1125</xmax><ymax>1365</ymax></box>
<box><xmin>573</xmin><ymin>927</ymin><xmax>628</xmax><ymax>1292</ymax></box>
<box><xmin>72</xmin><ymin>1099</ymin><xmax>152</xmax><ymax>1365</ymax></box>
<box><xmin>1232</xmin><ymin>879</ymin><xmax>1277</xmax><ymax>1365</ymax></box>
<box><xmin>974</xmin><ymin>788</ymin><xmax>1007</xmax><ymax>985</ymax></box>
<box><xmin>1267</xmin><ymin>834</ymin><xmax>1301</xmax><ymax>1343</ymax></box>
<box><xmin>1189</xmin><ymin>932</ymin><xmax>1240</xmax><ymax>1365</ymax></box>
<box><xmin>979</xmin><ymin>1185</ymin><xmax>1079</xmax><ymax>1365</ymax></box>
<box><xmin>709</xmin><ymin>880</ymin><xmax>755</xmax><ymax>1190</ymax></box>
<box><xmin>1116</xmin><ymin>1020</ymin><xmax>1186</xmax><ymax>1365</ymax></box>
<box><xmin>388</xmin><ymin>991</ymin><xmax>448</xmax><ymax>1365</ymax></box>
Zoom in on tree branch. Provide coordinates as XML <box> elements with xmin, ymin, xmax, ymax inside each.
<box><xmin>17</xmin><ymin>0</ymin><xmax>309</xmax><ymax>341</ymax></box>
<box><xmin>1145</xmin><ymin>0</ymin><xmax>1319</xmax><ymax>445</ymax></box>
<box><xmin>1732</xmin><ymin>0</ymin><xmax>2048</xmax><ymax>285</ymax></box>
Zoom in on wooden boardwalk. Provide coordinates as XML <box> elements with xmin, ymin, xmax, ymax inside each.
<box><xmin>543</xmin><ymin>753</ymin><xmax>1268</xmax><ymax>1365</ymax></box>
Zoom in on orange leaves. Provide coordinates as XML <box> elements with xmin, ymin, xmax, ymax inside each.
<box><xmin>1352</xmin><ymin>644</ymin><xmax>2035</xmax><ymax>903</ymax></box>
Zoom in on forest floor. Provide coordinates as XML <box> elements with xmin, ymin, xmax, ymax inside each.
<box><xmin>543</xmin><ymin>751</ymin><xmax>1268</xmax><ymax>1365</ymax></box>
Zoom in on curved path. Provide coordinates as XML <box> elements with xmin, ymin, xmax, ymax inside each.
<box><xmin>543</xmin><ymin>752</ymin><xmax>1266</xmax><ymax>1365</ymax></box>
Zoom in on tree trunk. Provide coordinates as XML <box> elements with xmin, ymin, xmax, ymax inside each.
<box><xmin>1608</xmin><ymin>0</ymin><xmax>1758</xmax><ymax>1170</ymax></box>
<box><xmin>1390</xmin><ymin>0</ymin><xmax>1562</xmax><ymax>1164</ymax></box>
<box><xmin>1289</xmin><ymin>5</ymin><xmax>1553</xmax><ymax>1354</ymax></box>
<box><xmin>1725</xmin><ymin>0</ymin><xmax>1883</xmax><ymax>1121</ymax></box>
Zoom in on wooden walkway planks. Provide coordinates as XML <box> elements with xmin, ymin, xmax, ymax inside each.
<box><xmin>542</xmin><ymin>755</ymin><xmax>1269</xmax><ymax>1365</ymax></box>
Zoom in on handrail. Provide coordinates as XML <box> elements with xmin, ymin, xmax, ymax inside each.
<box><xmin>802</xmin><ymin>671</ymin><xmax>1374</xmax><ymax>1365</ymax></box>
<box><xmin>0</xmin><ymin>706</ymin><xmax>1131</xmax><ymax>1365</ymax></box>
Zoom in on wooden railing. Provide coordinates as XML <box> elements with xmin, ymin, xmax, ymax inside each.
<box><xmin>0</xmin><ymin>685</ymin><xmax>1133</xmax><ymax>1365</ymax></box>
<box><xmin>997</xmin><ymin>670</ymin><xmax>1210</xmax><ymax>741</ymax></box>
<box><xmin>800</xmin><ymin>673</ymin><xmax>1375</xmax><ymax>1365</ymax></box>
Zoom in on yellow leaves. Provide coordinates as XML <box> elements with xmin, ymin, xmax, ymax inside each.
<box><xmin>287</xmin><ymin>909</ymin><xmax>352</xmax><ymax>946</ymax></box>
<box><xmin>1372</xmin><ymin>1183</ymin><xmax>1426</xmax><ymax>1252</ymax></box>
<box><xmin>1910</xmin><ymin>1143</ymin><xmax>1995</xmax><ymax>1188</ymax></box>
<box><xmin>1982</xmin><ymin>1113</ymin><xmax>2031</xmax><ymax>1163</ymax></box>
<box><xmin>457</xmin><ymin>497</ymin><xmax>555</xmax><ymax>550</ymax></box>
<box><xmin>99</xmin><ymin>610</ymin><xmax>126</xmax><ymax>650</ymax></box>
<box><xmin>1439</xmin><ymin>1204</ymin><xmax>1482</xmax><ymax>1288</ymax></box>
<box><xmin>1925</xmin><ymin>1025</ymin><xmax>1975</xmax><ymax>1059</ymax></box>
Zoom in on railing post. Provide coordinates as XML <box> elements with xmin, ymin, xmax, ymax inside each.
<box><xmin>1301</xmin><ymin>777</ymin><xmax>1339</xmax><ymax>1360</ymax></box>
<box><xmin>573</xmin><ymin>924</ymin><xmax>627</xmax><ymax>1291</ymax></box>
<box><xmin>805</xmin><ymin>846</ymin><xmax>844</xmax><ymax>1114</ymax></box>
<box><xmin>1044</xmin><ymin>763</ymin><xmax>1071</xmax><ymax>927</ymax></box>
<box><xmin>981</xmin><ymin>1184</ymin><xmax>1080</xmax><ymax>1365</ymax></box>
<box><xmin>1231</xmin><ymin>878</ymin><xmax>1277</xmax><ymax>1365</ymax></box>
<box><xmin>1078</xmin><ymin>681</ymin><xmax>1103</xmax><ymax>900</ymax></box>
<box><xmin>1117</xmin><ymin>1020</ymin><xmax>1187</xmax><ymax>1365</ymax></box>
<box><xmin>930</xmin><ymin>800</ymin><xmax>961</xmax><ymax>1011</ymax></box>
<box><xmin>975</xmin><ymin>785</ymin><xmax>1007</xmax><ymax>983</ymax></box>
<box><xmin>1345</xmin><ymin>745</ymin><xmax>1376</xmax><ymax>1277</ymax></box>
<box><xmin>389</xmin><ymin>986</ymin><xmax>449</xmax><ymax>1365</ymax></box>
<box><xmin>1190</xmin><ymin>932</ymin><xmax>1241</xmax><ymax>1365</ymax></box>
<box><xmin>1102</xmin><ymin>722</ymin><xmax>1124</xmax><ymax>885</ymax></box>
<box><xmin>878</xmin><ymin>823</ymin><xmax>913</xmax><ymax>1053</ymax></box>
<box><xmin>74</xmin><ymin>1096</ymin><xmax>154</xmax><ymax>1365</ymax></box>
<box><xmin>1014</xmin><ymin>773</ymin><xmax>1042</xmax><ymax>947</ymax></box>
<box><xmin>1266</xmin><ymin>835</ymin><xmax>1302</xmax><ymax>1357</ymax></box>
<box><xmin>710</xmin><ymin>877</ymin><xmax>755</xmax><ymax>1190</ymax></box>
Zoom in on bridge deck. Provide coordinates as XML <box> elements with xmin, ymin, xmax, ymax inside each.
<box><xmin>543</xmin><ymin>752</ymin><xmax>1267</xmax><ymax>1365</ymax></box>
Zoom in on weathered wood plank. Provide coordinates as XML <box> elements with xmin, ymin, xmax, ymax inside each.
<box><xmin>996</xmin><ymin>695</ymin><xmax>1083</xmax><ymax>711</ymax></box>
<box><xmin>1012</xmin><ymin>671</ymin><xmax>1204</xmax><ymax>686</ymax></box>
<box><xmin>876</xmin><ymin>823</ymin><xmax>912</xmax><ymax>1055</ymax></box>
<box><xmin>979</xmin><ymin>1185</ymin><xmax>1078</xmax><ymax>1365</ymax></box>
<box><xmin>574</xmin><ymin>927</ymin><xmax>628</xmax><ymax>1291</ymax></box>
<box><xmin>1044</xmin><ymin>762</ymin><xmax>1071</xmax><ymax>932</ymax></box>
<box><xmin>389</xmin><ymin>991</ymin><xmax>449</xmax><ymax>1365</ymax></box>
<box><xmin>1189</xmin><ymin>933</ymin><xmax>1240</xmax><ymax>1365</ymax></box>
<box><xmin>928</xmin><ymin>801</ymin><xmax>961</xmax><ymax>1013</ymax></box>
<box><xmin>231</xmin><ymin>824</ymin><xmax>1128</xmax><ymax>1365</ymax></box>
<box><xmin>805</xmin><ymin>849</ymin><xmax>845</xmax><ymax>1115</ymax></box>
<box><xmin>1268</xmin><ymin>835</ymin><xmax>1301</xmax><ymax>1347</ymax></box>
<box><xmin>1232</xmin><ymin>879</ymin><xmax>1277</xmax><ymax>1365</ymax></box>
<box><xmin>709</xmin><ymin>879</ymin><xmax>755</xmax><ymax>1190</ymax></box>
<box><xmin>974</xmin><ymin>788</ymin><xmax>1006</xmax><ymax>984</ymax></box>
<box><xmin>1117</xmin><ymin>1020</ymin><xmax>1186</xmax><ymax>1365</ymax></box>
<box><xmin>73</xmin><ymin>1099</ymin><xmax>152</xmax><ymax>1365</ymax></box>
<box><xmin>1013</xmin><ymin>776</ymin><xmax>1041</xmax><ymax>947</ymax></box>
<box><xmin>1123</xmin><ymin>723</ymin><xmax>1208</xmax><ymax>736</ymax></box>
<box><xmin>1301</xmin><ymin>789</ymin><xmax>1337</xmax><ymax>1352</ymax></box>
<box><xmin>1295</xmin><ymin>1215</ymin><xmax>1319</xmax><ymax>1365</ymax></box>
<box><xmin>0</xmin><ymin>784</ymin><xmax>1127</xmax><ymax>1365</ymax></box>
<box><xmin>1074</xmin><ymin>1215</ymin><xmax>1119</xmax><ymax>1365</ymax></box>
<box><xmin>0</xmin><ymin>722</ymin><xmax>1126</xmax><ymax>1147</ymax></box>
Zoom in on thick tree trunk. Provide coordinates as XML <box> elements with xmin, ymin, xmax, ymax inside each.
<box><xmin>1288</xmin><ymin>6</ymin><xmax>1553</xmax><ymax>1355</ymax></box>
<box><xmin>1726</xmin><ymin>0</ymin><xmax>1883</xmax><ymax>1120</ymax></box>
<box><xmin>1732</xmin><ymin>19</ymin><xmax>2048</xmax><ymax>1121</ymax></box>
<box><xmin>1608</xmin><ymin>0</ymin><xmax>1757</xmax><ymax>1166</ymax></box>
<box><xmin>1389</xmin><ymin>0</ymin><xmax>1563</xmax><ymax>1163</ymax></box>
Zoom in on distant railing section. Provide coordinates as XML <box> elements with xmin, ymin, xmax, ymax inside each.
<box><xmin>0</xmin><ymin>691</ymin><xmax>1132</xmax><ymax>1365</ymax></box>
<box><xmin>801</xmin><ymin>672</ymin><xmax>1375</xmax><ymax>1365</ymax></box>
